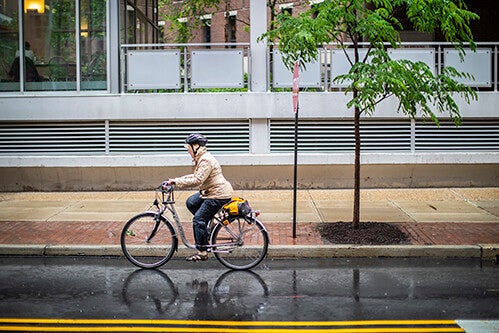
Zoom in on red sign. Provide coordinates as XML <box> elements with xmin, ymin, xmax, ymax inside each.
<box><xmin>292</xmin><ymin>60</ymin><xmax>299</xmax><ymax>113</ymax></box>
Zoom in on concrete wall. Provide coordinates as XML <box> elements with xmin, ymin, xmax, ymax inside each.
<box><xmin>0</xmin><ymin>92</ymin><xmax>497</xmax><ymax>191</ymax></box>
<box><xmin>0</xmin><ymin>164</ymin><xmax>499</xmax><ymax>192</ymax></box>
<box><xmin>1</xmin><ymin>92</ymin><xmax>497</xmax><ymax>121</ymax></box>
<box><xmin>0</xmin><ymin>163</ymin><xmax>497</xmax><ymax>191</ymax></box>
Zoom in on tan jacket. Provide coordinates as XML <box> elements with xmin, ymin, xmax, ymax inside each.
<box><xmin>172</xmin><ymin>147</ymin><xmax>233</xmax><ymax>199</ymax></box>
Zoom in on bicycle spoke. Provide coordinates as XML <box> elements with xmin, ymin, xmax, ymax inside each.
<box><xmin>211</xmin><ymin>217</ymin><xmax>269</xmax><ymax>270</ymax></box>
<box><xmin>121</xmin><ymin>212</ymin><xmax>177</xmax><ymax>269</ymax></box>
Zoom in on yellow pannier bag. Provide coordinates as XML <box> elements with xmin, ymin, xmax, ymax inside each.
<box><xmin>223</xmin><ymin>197</ymin><xmax>251</xmax><ymax>217</ymax></box>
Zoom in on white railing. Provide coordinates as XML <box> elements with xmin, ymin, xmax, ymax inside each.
<box><xmin>120</xmin><ymin>43</ymin><xmax>251</xmax><ymax>93</ymax></box>
<box><xmin>121</xmin><ymin>42</ymin><xmax>499</xmax><ymax>92</ymax></box>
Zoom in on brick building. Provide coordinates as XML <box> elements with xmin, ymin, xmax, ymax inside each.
<box><xmin>161</xmin><ymin>0</ymin><xmax>498</xmax><ymax>44</ymax></box>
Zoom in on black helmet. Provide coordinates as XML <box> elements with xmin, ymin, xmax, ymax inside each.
<box><xmin>185</xmin><ymin>133</ymin><xmax>208</xmax><ymax>146</ymax></box>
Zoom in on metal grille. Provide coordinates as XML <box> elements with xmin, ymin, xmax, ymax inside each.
<box><xmin>270</xmin><ymin>120</ymin><xmax>412</xmax><ymax>152</ymax></box>
<box><xmin>415</xmin><ymin>119</ymin><xmax>499</xmax><ymax>151</ymax></box>
<box><xmin>1</xmin><ymin>119</ymin><xmax>497</xmax><ymax>156</ymax></box>
<box><xmin>108</xmin><ymin>121</ymin><xmax>250</xmax><ymax>154</ymax></box>
<box><xmin>0</xmin><ymin>122</ymin><xmax>106</xmax><ymax>155</ymax></box>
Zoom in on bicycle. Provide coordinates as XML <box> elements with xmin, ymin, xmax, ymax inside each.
<box><xmin>121</xmin><ymin>184</ymin><xmax>270</xmax><ymax>270</ymax></box>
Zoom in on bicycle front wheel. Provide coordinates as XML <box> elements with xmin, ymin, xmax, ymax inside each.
<box><xmin>121</xmin><ymin>212</ymin><xmax>177</xmax><ymax>269</ymax></box>
<box><xmin>211</xmin><ymin>217</ymin><xmax>269</xmax><ymax>270</ymax></box>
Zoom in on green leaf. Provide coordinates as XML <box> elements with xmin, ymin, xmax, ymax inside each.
<box><xmin>263</xmin><ymin>0</ymin><xmax>479</xmax><ymax>126</ymax></box>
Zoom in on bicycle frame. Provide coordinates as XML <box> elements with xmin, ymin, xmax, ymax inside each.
<box><xmin>147</xmin><ymin>187</ymin><xmax>195</xmax><ymax>250</ymax></box>
<box><xmin>151</xmin><ymin>186</ymin><xmax>262</xmax><ymax>253</ymax></box>
<box><xmin>121</xmin><ymin>184</ymin><xmax>269</xmax><ymax>270</ymax></box>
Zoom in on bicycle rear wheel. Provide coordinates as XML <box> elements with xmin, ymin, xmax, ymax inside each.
<box><xmin>121</xmin><ymin>212</ymin><xmax>177</xmax><ymax>269</ymax></box>
<box><xmin>211</xmin><ymin>217</ymin><xmax>269</xmax><ymax>270</ymax></box>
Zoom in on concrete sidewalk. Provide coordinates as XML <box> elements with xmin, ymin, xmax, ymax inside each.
<box><xmin>0</xmin><ymin>188</ymin><xmax>498</xmax><ymax>260</ymax></box>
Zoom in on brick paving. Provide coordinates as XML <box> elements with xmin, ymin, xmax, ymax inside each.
<box><xmin>0</xmin><ymin>220</ymin><xmax>497</xmax><ymax>247</ymax></box>
<box><xmin>397</xmin><ymin>222</ymin><xmax>499</xmax><ymax>245</ymax></box>
<box><xmin>0</xmin><ymin>188</ymin><xmax>497</xmax><ymax>255</ymax></box>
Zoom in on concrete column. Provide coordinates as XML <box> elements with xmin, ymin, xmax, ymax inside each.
<box><xmin>250</xmin><ymin>0</ymin><xmax>268</xmax><ymax>92</ymax></box>
<box><xmin>250</xmin><ymin>118</ymin><xmax>270</xmax><ymax>154</ymax></box>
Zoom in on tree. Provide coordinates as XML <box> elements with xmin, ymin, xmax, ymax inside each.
<box><xmin>159</xmin><ymin>0</ymin><xmax>250</xmax><ymax>43</ymax></box>
<box><xmin>262</xmin><ymin>0</ymin><xmax>479</xmax><ymax>229</ymax></box>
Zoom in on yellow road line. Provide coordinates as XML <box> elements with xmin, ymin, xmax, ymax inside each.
<box><xmin>0</xmin><ymin>325</ymin><xmax>465</xmax><ymax>333</ymax></box>
<box><xmin>0</xmin><ymin>319</ymin><xmax>464</xmax><ymax>332</ymax></box>
<box><xmin>0</xmin><ymin>318</ymin><xmax>460</xmax><ymax>327</ymax></box>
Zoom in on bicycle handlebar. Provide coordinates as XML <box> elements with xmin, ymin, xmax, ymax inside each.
<box><xmin>158</xmin><ymin>182</ymin><xmax>175</xmax><ymax>193</ymax></box>
<box><xmin>154</xmin><ymin>182</ymin><xmax>175</xmax><ymax>205</ymax></box>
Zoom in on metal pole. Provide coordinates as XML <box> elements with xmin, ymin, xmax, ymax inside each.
<box><xmin>292</xmin><ymin>103</ymin><xmax>298</xmax><ymax>238</ymax></box>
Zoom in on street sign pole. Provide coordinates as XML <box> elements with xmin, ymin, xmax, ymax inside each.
<box><xmin>292</xmin><ymin>104</ymin><xmax>299</xmax><ymax>238</ymax></box>
<box><xmin>292</xmin><ymin>61</ymin><xmax>299</xmax><ymax>239</ymax></box>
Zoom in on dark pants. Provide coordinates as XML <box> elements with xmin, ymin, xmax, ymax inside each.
<box><xmin>186</xmin><ymin>192</ymin><xmax>230</xmax><ymax>252</ymax></box>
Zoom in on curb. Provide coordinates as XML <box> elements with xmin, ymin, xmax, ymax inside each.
<box><xmin>0</xmin><ymin>244</ymin><xmax>497</xmax><ymax>261</ymax></box>
<box><xmin>267</xmin><ymin>244</ymin><xmax>484</xmax><ymax>259</ymax></box>
<box><xmin>480</xmin><ymin>243</ymin><xmax>499</xmax><ymax>261</ymax></box>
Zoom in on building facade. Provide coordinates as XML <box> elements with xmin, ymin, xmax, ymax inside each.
<box><xmin>0</xmin><ymin>0</ymin><xmax>497</xmax><ymax>191</ymax></box>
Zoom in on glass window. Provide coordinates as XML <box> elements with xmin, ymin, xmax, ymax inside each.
<box><xmin>228</xmin><ymin>15</ymin><xmax>236</xmax><ymax>46</ymax></box>
<box><xmin>80</xmin><ymin>0</ymin><xmax>107</xmax><ymax>90</ymax></box>
<box><xmin>121</xmin><ymin>0</ymin><xmax>162</xmax><ymax>45</ymax></box>
<box><xmin>25</xmin><ymin>0</ymin><xmax>77</xmax><ymax>91</ymax></box>
<box><xmin>0</xmin><ymin>2</ymin><xmax>20</xmax><ymax>92</ymax></box>
<box><xmin>281</xmin><ymin>7</ymin><xmax>292</xmax><ymax>15</ymax></box>
<box><xmin>202</xmin><ymin>19</ymin><xmax>210</xmax><ymax>47</ymax></box>
<box><xmin>1</xmin><ymin>0</ymin><xmax>107</xmax><ymax>93</ymax></box>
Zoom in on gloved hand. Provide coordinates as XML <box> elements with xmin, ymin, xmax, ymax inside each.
<box><xmin>162</xmin><ymin>179</ymin><xmax>174</xmax><ymax>189</ymax></box>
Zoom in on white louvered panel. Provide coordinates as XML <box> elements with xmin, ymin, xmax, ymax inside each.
<box><xmin>272</xmin><ymin>122</ymin><xmax>354</xmax><ymax>152</ymax></box>
<box><xmin>0</xmin><ymin>122</ymin><xmax>106</xmax><ymax>155</ymax></box>
<box><xmin>109</xmin><ymin>121</ymin><xmax>250</xmax><ymax>154</ymax></box>
<box><xmin>415</xmin><ymin>120</ymin><xmax>499</xmax><ymax>151</ymax></box>
<box><xmin>360</xmin><ymin>121</ymin><xmax>411</xmax><ymax>151</ymax></box>
<box><xmin>270</xmin><ymin>120</ymin><xmax>411</xmax><ymax>152</ymax></box>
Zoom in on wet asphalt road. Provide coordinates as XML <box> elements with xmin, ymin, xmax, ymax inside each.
<box><xmin>0</xmin><ymin>257</ymin><xmax>497</xmax><ymax>322</ymax></box>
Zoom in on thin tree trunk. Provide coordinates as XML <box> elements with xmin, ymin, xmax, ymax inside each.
<box><xmin>352</xmin><ymin>39</ymin><xmax>361</xmax><ymax>230</ymax></box>
<box><xmin>353</xmin><ymin>96</ymin><xmax>361</xmax><ymax>229</ymax></box>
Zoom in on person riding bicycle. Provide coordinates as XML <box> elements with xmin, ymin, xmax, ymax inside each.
<box><xmin>163</xmin><ymin>133</ymin><xmax>233</xmax><ymax>262</ymax></box>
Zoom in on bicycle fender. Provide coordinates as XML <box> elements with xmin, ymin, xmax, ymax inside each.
<box><xmin>142</xmin><ymin>211</ymin><xmax>180</xmax><ymax>251</ymax></box>
<box><xmin>247</xmin><ymin>217</ymin><xmax>270</xmax><ymax>244</ymax></box>
<box><xmin>249</xmin><ymin>217</ymin><xmax>268</xmax><ymax>232</ymax></box>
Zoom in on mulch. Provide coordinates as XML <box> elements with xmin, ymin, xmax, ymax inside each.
<box><xmin>317</xmin><ymin>221</ymin><xmax>499</xmax><ymax>246</ymax></box>
<box><xmin>317</xmin><ymin>222</ymin><xmax>410</xmax><ymax>245</ymax></box>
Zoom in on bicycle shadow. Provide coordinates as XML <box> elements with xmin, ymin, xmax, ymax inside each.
<box><xmin>121</xmin><ymin>269</ymin><xmax>179</xmax><ymax>315</ymax></box>
<box><xmin>121</xmin><ymin>269</ymin><xmax>270</xmax><ymax>320</ymax></box>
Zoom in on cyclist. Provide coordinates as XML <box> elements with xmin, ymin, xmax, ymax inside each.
<box><xmin>163</xmin><ymin>133</ymin><xmax>233</xmax><ymax>262</ymax></box>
